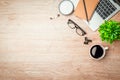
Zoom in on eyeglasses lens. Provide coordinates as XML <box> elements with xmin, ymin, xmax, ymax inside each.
<box><xmin>68</xmin><ymin>21</ymin><xmax>75</xmax><ymax>29</ymax></box>
<box><xmin>76</xmin><ymin>28</ymin><xmax>83</xmax><ymax>36</ymax></box>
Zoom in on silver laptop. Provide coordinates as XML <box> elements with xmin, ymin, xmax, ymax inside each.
<box><xmin>88</xmin><ymin>0</ymin><xmax>120</xmax><ymax>31</ymax></box>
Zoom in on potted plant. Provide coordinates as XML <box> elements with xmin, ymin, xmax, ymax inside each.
<box><xmin>98</xmin><ymin>20</ymin><xmax>120</xmax><ymax>44</ymax></box>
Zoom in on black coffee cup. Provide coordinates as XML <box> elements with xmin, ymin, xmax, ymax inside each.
<box><xmin>89</xmin><ymin>45</ymin><xmax>108</xmax><ymax>60</ymax></box>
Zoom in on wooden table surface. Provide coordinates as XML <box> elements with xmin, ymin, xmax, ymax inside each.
<box><xmin>0</xmin><ymin>0</ymin><xmax>120</xmax><ymax>80</ymax></box>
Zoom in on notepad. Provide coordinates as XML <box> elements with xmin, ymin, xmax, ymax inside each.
<box><xmin>74</xmin><ymin>0</ymin><xmax>99</xmax><ymax>21</ymax></box>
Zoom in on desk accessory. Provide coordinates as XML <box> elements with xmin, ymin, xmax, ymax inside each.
<box><xmin>50</xmin><ymin>14</ymin><xmax>60</xmax><ymax>20</ymax></box>
<box><xmin>83</xmin><ymin>0</ymin><xmax>88</xmax><ymax>21</ymax></box>
<box><xmin>90</xmin><ymin>45</ymin><xmax>108</xmax><ymax>60</ymax></box>
<box><xmin>88</xmin><ymin>0</ymin><xmax>120</xmax><ymax>31</ymax></box>
<box><xmin>84</xmin><ymin>37</ymin><xmax>92</xmax><ymax>44</ymax></box>
<box><xmin>67</xmin><ymin>19</ymin><xmax>86</xmax><ymax>36</ymax></box>
<box><xmin>74</xmin><ymin>0</ymin><xmax>99</xmax><ymax>21</ymax></box>
<box><xmin>98</xmin><ymin>20</ymin><xmax>120</xmax><ymax>44</ymax></box>
<box><xmin>59</xmin><ymin>0</ymin><xmax>74</xmax><ymax>15</ymax></box>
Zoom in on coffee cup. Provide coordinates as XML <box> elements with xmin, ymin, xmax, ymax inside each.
<box><xmin>89</xmin><ymin>45</ymin><xmax>108</xmax><ymax>60</ymax></box>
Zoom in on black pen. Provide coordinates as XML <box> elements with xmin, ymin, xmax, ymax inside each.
<box><xmin>83</xmin><ymin>0</ymin><xmax>89</xmax><ymax>22</ymax></box>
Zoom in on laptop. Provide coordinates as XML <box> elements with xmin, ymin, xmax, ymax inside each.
<box><xmin>88</xmin><ymin>0</ymin><xmax>120</xmax><ymax>31</ymax></box>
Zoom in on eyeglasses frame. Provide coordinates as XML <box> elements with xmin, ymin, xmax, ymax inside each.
<box><xmin>67</xmin><ymin>19</ymin><xmax>86</xmax><ymax>36</ymax></box>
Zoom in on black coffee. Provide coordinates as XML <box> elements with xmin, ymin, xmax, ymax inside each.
<box><xmin>90</xmin><ymin>45</ymin><xmax>104</xmax><ymax>59</ymax></box>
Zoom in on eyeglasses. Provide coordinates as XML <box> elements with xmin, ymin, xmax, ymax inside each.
<box><xmin>67</xmin><ymin>19</ymin><xmax>86</xmax><ymax>36</ymax></box>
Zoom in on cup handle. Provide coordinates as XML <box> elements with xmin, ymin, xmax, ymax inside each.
<box><xmin>104</xmin><ymin>47</ymin><xmax>109</xmax><ymax>50</ymax></box>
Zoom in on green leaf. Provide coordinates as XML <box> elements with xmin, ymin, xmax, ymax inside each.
<box><xmin>98</xmin><ymin>20</ymin><xmax>120</xmax><ymax>44</ymax></box>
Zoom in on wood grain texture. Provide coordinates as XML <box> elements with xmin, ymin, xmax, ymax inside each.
<box><xmin>0</xmin><ymin>0</ymin><xmax>120</xmax><ymax>80</ymax></box>
<box><xmin>110</xmin><ymin>11</ymin><xmax>120</xmax><ymax>22</ymax></box>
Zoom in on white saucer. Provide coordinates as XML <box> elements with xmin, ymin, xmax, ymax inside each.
<box><xmin>59</xmin><ymin>0</ymin><xmax>74</xmax><ymax>15</ymax></box>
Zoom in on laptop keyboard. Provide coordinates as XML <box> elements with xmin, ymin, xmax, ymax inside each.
<box><xmin>96</xmin><ymin>0</ymin><xmax>117</xmax><ymax>19</ymax></box>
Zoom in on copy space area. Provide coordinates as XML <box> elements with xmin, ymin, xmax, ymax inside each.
<box><xmin>0</xmin><ymin>0</ymin><xmax>120</xmax><ymax>80</ymax></box>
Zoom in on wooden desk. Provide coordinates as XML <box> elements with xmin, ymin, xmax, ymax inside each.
<box><xmin>0</xmin><ymin>0</ymin><xmax>120</xmax><ymax>80</ymax></box>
